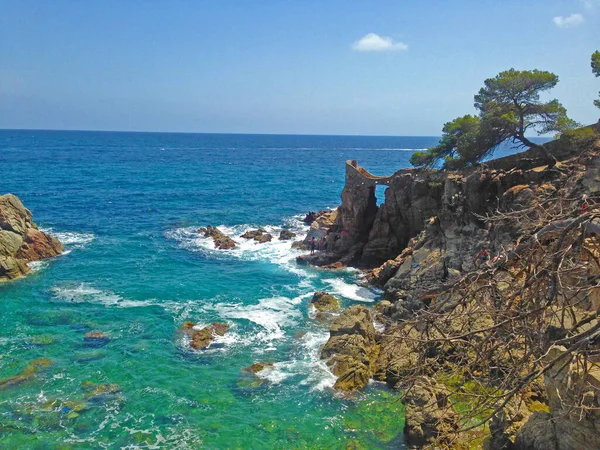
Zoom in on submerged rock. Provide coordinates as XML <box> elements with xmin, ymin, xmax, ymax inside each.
<box><xmin>309</xmin><ymin>292</ymin><xmax>340</xmax><ymax>312</ymax></box>
<box><xmin>0</xmin><ymin>194</ymin><xmax>64</xmax><ymax>282</ymax></box>
<box><xmin>279</xmin><ymin>229</ymin><xmax>296</xmax><ymax>241</ymax></box>
<box><xmin>237</xmin><ymin>361</ymin><xmax>274</xmax><ymax>390</ymax></box>
<box><xmin>83</xmin><ymin>331</ymin><xmax>110</xmax><ymax>347</ymax></box>
<box><xmin>245</xmin><ymin>362</ymin><xmax>274</xmax><ymax>373</ymax></box>
<box><xmin>83</xmin><ymin>382</ymin><xmax>122</xmax><ymax>402</ymax></box>
<box><xmin>0</xmin><ymin>358</ymin><xmax>53</xmax><ymax>390</ymax></box>
<box><xmin>197</xmin><ymin>226</ymin><xmax>236</xmax><ymax>250</ymax></box>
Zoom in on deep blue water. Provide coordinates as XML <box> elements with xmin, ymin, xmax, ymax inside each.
<box><xmin>0</xmin><ymin>129</ymin><xmax>527</xmax><ymax>448</ymax></box>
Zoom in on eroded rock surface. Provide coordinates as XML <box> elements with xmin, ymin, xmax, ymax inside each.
<box><xmin>0</xmin><ymin>194</ymin><xmax>64</xmax><ymax>281</ymax></box>
<box><xmin>320</xmin><ymin>305</ymin><xmax>379</xmax><ymax>392</ymax></box>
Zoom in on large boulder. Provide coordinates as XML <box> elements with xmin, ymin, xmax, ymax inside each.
<box><xmin>513</xmin><ymin>411</ymin><xmax>557</xmax><ymax>450</ymax></box>
<box><xmin>321</xmin><ymin>305</ymin><xmax>379</xmax><ymax>392</ymax></box>
<box><xmin>309</xmin><ymin>292</ymin><xmax>340</xmax><ymax>312</ymax></box>
<box><xmin>0</xmin><ymin>194</ymin><xmax>64</xmax><ymax>282</ymax></box>
<box><xmin>401</xmin><ymin>376</ymin><xmax>459</xmax><ymax>448</ymax></box>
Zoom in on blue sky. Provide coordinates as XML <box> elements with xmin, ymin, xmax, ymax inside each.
<box><xmin>1</xmin><ymin>0</ymin><xmax>598</xmax><ymax>135</ymax></box>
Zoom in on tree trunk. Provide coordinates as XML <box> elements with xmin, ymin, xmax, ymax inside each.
<box><xmin>518</xmin><ymin>135</ymin><xmax>557</xmax><ymax>168</ymax></box>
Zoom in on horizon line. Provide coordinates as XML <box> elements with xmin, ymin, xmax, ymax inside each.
<box><xmin>0</xmin><ymin>127</ymin><xmax>443</xmax><ymax>139</ymax></box>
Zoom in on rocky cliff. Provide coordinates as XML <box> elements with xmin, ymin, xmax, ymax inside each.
<box><xmin>0</xmin><ymin>194</ymin><xmax>64</xmax><ymax>281</ymax></box>
<box><xmin>315</xmin><ymin>124</ymin><xmax>600</xmax><ymax>448</ymax></box>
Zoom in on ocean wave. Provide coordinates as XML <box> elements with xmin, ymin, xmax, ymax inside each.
<box><xmin>208</xmin><ymin>294</ymin><xmax>310</xmax><ymax>350</ymax></box>
<box><xmin>40</xmin><ymin>228</ymin><xmax>95</xmax><ymax>250</ymax></box>
<box><xmin>51</xmin><ymin>283</ymin><xmax>155</xmax><ymax>308</ymax></box>
<box><xmin>27</xmin><ymin>260</ymin><xmax>50</xmax><ymax>272</ymax></box>
<box><xmin>253</xmin><ymin>328</ymin><xmax>336</xmax><ymax>391</ymax></box>
<box><xmin>165</xmin><ymin>216</ymin><xmax>314</xmax><ymax>280</ymax></box>
<box><xmin>322</xmin><ymin>277</ymin><xmax>377</xmax><ymax>303</ymax></box>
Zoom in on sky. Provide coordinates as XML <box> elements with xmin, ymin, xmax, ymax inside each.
<box><xmin>0</xmin><ymin>0</ymin><xmax>599</xmax><ymax>136</ymax></box>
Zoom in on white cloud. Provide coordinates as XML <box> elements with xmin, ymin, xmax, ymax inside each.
<box><xmin>582</xmin><ymin>0</ymin><xmax>599</xmax><ymax>10</ymax></box>
<box><xmin>351</xmin><ymin>33</ymin><xmax>408</xmax><ymax>52</ymax></box>
<box><xmin>553</xmin><ymin>13</ymin><xmax>584</xmax><ymax>28</ymax></box>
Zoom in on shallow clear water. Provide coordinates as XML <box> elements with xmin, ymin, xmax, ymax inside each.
<box><xmin>0</xmin><ymin>130</ymin><xmax>440</xmax><ymax>448</ymax></box>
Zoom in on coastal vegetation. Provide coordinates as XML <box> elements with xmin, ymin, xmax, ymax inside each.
<box><xmin>410</xmin><ymin>69</ymin><xmax>578</xmax><ymax>170</ymax></box>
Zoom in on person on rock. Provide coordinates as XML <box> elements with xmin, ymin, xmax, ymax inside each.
<box><xmin>310</xmin><ymin>237</ymin><xmax>317</xmax><ymax>255</ymax></box>
<box><xmin>473</xmin><ymin>247</ymin><xmax>490</xmax><ymax>267</ymax></box>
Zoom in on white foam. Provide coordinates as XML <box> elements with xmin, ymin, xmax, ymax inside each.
<box><xmin>51</xmin><ymin>284</ymin><xmax>154</xmax><ymax>308</ymax></box>
<box><xmin>27</xmin><ymin>260</ymin><xmax>49</xmax><ymax>272</ymax></box>
<box><xmin>256</xmin><ymin>329</ymin><xmax>336</xmax><ymax>391</ymax></box>
<box><xmin>40</xmin><ymin>228</ymin><xmax>95</xmax><ymax>251</ymax></box>
<box><xmin>210</xmin><ymin>294</ymin><xmax>307</xmax><ymax>349</ymax></box>
<box><xmin>165</xmin><ymin>216</ymin><xmax>315</xmax><ymax>283</ymax></box>
<box><xmin>322</xmin><ymin>278</ymin><xmax>377</xmax><ymax>303</ymax></box>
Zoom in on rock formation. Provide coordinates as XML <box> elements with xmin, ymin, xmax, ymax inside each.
<box><xmin>180</xmin><ymin>321</ymin><xmax>230</xmax><ymax>350</ymax></box>
<box><xmin>241</xmin><ymin>228</ymin><xmax>273</xmax><ymax>243</ymax></box>
<box><xmin>279</xmin><ymin>229</ymin><xmax>296</xmax><ymax>240</ymax></box>
<box><xmin>313</xmin><ymin>125</ymin><xmax>600</xmax><ymax>447</ymax></box>
<box><xmin>309</xmin><ymin>292</ymin><xmax>340</xmax><ymax>312</ymax></box>
<box><xmin>0</xmin><ymin>194</ymin><xmax>64</xmax><ymax>281</ymax></box>
<box><xmin>320</xmin><ymin>305</ymin><xmax>379</xmax><ymax>392</ymax></box>
<box><xmin>197</xmin><ymin>226</ymin><xmax>236</xmax><ymax>249</ymax></box>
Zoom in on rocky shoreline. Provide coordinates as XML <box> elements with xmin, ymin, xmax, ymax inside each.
<box><xmin>0</xmin><ymin>194</ymin><xmax>64</xmax><ymax>282</ymax></box>
<box><xmin>168</xmin><ymin>125</ymin><xmax>600</xmax><ymax>448</ymax></box>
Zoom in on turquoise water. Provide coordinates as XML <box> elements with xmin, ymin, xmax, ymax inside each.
<box><xmin>0</xmin><ymin>130</ymin><xmax>439</xmax><ymax>449</ymax></box>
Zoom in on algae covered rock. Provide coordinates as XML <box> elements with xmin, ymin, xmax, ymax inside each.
<box><xmin>0</xmin><ymin>194</ymin><xmax>64</xmax><ymax>282</ymax></box>
<box><xmin>321</xmin><ymin>305</ymin><xmax>379</xmax><ymax>393</ymax></box>
<box><xmin>83</xmin><ymin>382</ymin><xmax>122</xmax><ymax>402</ymax></box>
<box><xmin>0</xmin><ymin>358</ymin><xmax>53</xmax><ymax>390</ymax></box>
<box><xmin>83</xmin><ymin>331</ymin><xmax>110</xmax><ymax>347</ymax></box>
<box><xmin>309</xmin><ymin>292</ymin><xmax>340</xmax><ymax>312</ymax></box>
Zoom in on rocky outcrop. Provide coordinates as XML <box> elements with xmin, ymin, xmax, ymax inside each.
<box><xmin>309</xmin><ymin>292</ymin><xmax>340</xmax><ymax>312</ymax></box>
<box><xmin>0</xmin><ymin>194</ymin><xmax>64</xmax><ymax>281</ymax></box>
<box><xmin>180</xmin><ymin>321</ymin><xmax>230</xmax><ymax>350</ymax></box>
<box><xmin>241</xmin><ymin>228</ymin><xmax>273</xmax><ymax>243</ymax></box>
<box><xmin>279</xmin><ymin>229</ymin><xmax>296</xmax><ymax>240</ymax></box>
<box><xmin>197</xmin><ymin>226</ymin><xmax>236</xmax><ymax>249</ymax></box>
<box><xmin>320</xmin><ymin>305</ymin><xmax>379</xmax><ymax>392</ymax></box>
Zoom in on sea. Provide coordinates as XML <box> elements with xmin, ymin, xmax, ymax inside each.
<box><xmin>0</xmin><ymin>130</ymin><xmax>537</xmax><ymax>449</ymax></box>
